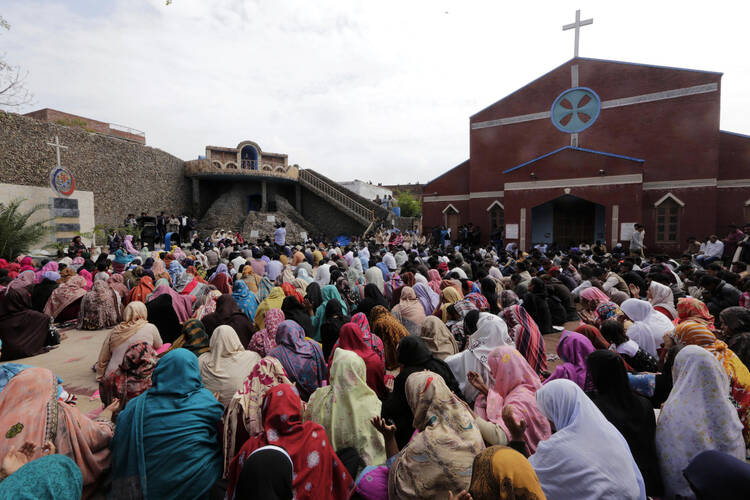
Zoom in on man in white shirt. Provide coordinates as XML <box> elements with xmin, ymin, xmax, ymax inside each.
<box><xmin>629</xmin><ymin>224</ymin><xmax>645</xmax><ymax>259</ymax></box>
<box><xmin>696</xmin><ymin>234</ymin><xmax>724</xmax><ymax>268</ymax></box>
<box><xmin>274</xmin><ymin>222</ymin><xmax>286</xmax><ymax>248</ymax></box>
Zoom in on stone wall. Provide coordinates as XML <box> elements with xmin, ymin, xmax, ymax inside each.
<box><xmin>299</xmin><ymin>188</ymin><xmax>367</xmax><ymax>238</ymax></box>
<box><xmin>0</xmin><ymin>111</ymin><xmax>190</xmax><ymax>229</ymax></box>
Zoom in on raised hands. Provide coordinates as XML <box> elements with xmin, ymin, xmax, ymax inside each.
<box><xmin>467</xmin><ymin>371</ymin><xmax>489</xmax><ymax>396</ymax></box>
<box><xmin>502</xmin><ymin>404</ymin><xmax>527</xmax><ymax>442</ymax></box>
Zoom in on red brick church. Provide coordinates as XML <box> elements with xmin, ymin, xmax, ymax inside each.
<box><xmin>422</xmin><ymin>56</ymin><xmax>750</xmax><ymax>254</ymax></box>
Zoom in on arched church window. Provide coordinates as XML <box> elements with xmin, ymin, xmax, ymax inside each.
<box><xmin>488</xmin><ymin>202</ymin><xmax>504</xmax><ymax>237</ymax></box>
<box><xmin>655</xmin><ymin>197</ymin><xmax>680</xmax><ymax>242</ymax></box>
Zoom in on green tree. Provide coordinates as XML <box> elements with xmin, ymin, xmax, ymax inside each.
<box><xmin>0</xmin><ymin>198</ymin><xmax>50</xmax><ymax>260</ymax></box>
<box><xmin>395</xmin><ymin>191</ymin><xmax>421</xmax><ymax>217</ymax></box>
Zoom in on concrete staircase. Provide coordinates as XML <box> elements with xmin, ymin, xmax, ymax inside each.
<box><xmin>299</xmin><ymin>169</ymin><xmax>389</xmax><ymax>226</ymax></box>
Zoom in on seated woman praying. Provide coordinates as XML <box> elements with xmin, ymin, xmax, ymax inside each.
<box><xmin>542</xmin><ymin>330</ymin><xmax>595</xmax><ymax>390</ymax></box>
<box><xmin>95</xmin><ymin>301</ymin><xmax>162</xmax><ymax>384</ymax></box>
<box><xmin>600</xmin><ymin>319</ymin><xmax>659</xmax><ymax>372</ymax></box>
<box><xmin>110</xmin><ymin>349</ymin><xmax>224</xmax><ymax>500</ymax></box>
<box><xmin>225</xmin><ymin>383</ymin><xmax>354</xmax><ymax>500</ymax></box>
<box><xmin>44</xmin><ymin>275</ymin><xmax>87</xmax><ymax>323</ymax></box>
<box><xmin>99</xmin><ymin>341</ymin><xmax>158</xmax><ymax>408</ymax></box>
<box><xmin>78</xmin><ymin>280</ymin><xmax>121</xmax><ymax>330</ymax></box>
<box><xmin>198</xmin><ymin>325</ymin><xmax>261</xmax><ymax>407</ymax></box>
<box><xmin>268</xmin><ymin>320</ymin><xmax>327</xmax><ymax>401</ymax></box>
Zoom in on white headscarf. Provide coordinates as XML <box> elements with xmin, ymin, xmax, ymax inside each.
<box><xmin>394</xmin><ymin>250</ymin><xmax>408</xmax><ymax>268</ymax></box>
<box><xmin>314</xmin><ymin>264</ymin><xmax>331</xmax><ymax>287</ymax></box>
<box><xmin>655</xmin><ymin>345</ymin><xmax>745</xmax><ymax>499</ymax></box>
<box><xmin>365</xmin><ymin>267</ymin><xmax>385</xmax><ymax>294</ymax></box>
<box><xmin>620</xmin><ymin>299</ymin><xmax>674</xmax><ymax>358</ymax></box>
<box><xmin>647</xmin><ymin>281</ymin><xmax>678</xmax><ymax>319</ymax></box>
<box><xmin>530</xmin><ymin>379</ymin><xmax>646</xmax><ymax>500</ymax></box>
<box><xmin>198</xmin><ymin>325</ymin><xmax>260</xmax><ymax>407</ymax></box>
<box><xmin>445</xmin><ymin>313</ymin><xmax>512</xmax><ymax>402</ymax></box>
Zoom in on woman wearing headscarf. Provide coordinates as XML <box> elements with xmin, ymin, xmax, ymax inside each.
<box><xmin>522</xmin><ymin>278</ymin><xmax>554</xmax><ymax>334</ymax></box>
<box><xmin>390</xmin><ymin>286</ymin><xmax>427</xmax><ymax>328</ymax></box>
<box><xmin>382</xmin><ymin>336</ymin><xmax>464</xmax><ymax>449</ymax></box>
<box><xmin>78</xmin><ymin>280</ymin><xmax>121</xmax><ymax>330</ymax></box>
<box><xmin>674</xmin><ymin>296</ymin><xmax>716</xmax><ymax>329</ymax></box>
<box><xmin>446</xmin><ymin>313</ymin><xmax>513</xmax><ymax>403</ymax></box>
<box><xmin>268</xmin><ymin>320</ymin><xmax>327</xmax><ymax>401</ymax></box>
<box><xmin>198</xmin><ymin>325</ymin><xmax>261</xmax><ymax>407</ymax></box>
<box><xmin>314</xmin><ymin>263</ymin><xmax>331</xmax><ymax>288</ymax></box>
<box><xmin>226</xmin><ymin>383</ymin><xmax>354</xmax><ymax>500</ymax></box>
<box><xmin>95</xmin><ymin>301</ymin><xmax>162</xmax><ymax>383</ymax></box>
<box><xmin>221</xmin><ymin>357</ymin><xmax>292</xmax><ymax>475</ymax></box>
<box><xmin>671</xmin><ymin>320</ymin><xmax>750</xmax><ymax>445</ymax></box>
<box><xmin>682</xmin><ymin>450</ymin><xmax>750</xmax><ymax>500</ymax></box>
<box><xmin>470</xmin><ymin>346</ymin><xmax>551</xmax><ymax>454</ymax></box>
<box><xmin>386</xmin><ymin>371</ymin><xmax>485</xmax><ymax>499</ymax></box>
<box><xmin>201</xmin><ymin>294</ymin><xmax>254</xmax><ymax>345</ymax></box>
<box><xmin>44</xmin><ymin>275</ymin><xmax>87</xmax><ymax>322</ymax></box>
<box><xmin>721</xmin><ymin>306</ymin><xmax>750</xmax><ymax>368</ymax></box>
<box><xmin>144</xmin><ymin>293</ymin><xmax>181</xmax><ymax>344</ymax></box>
<box><xmin>370</xmin><ymin>305</ymin><xmax>409</xmax><ymax>370</ymax></box>
<box><xmin>353</xmin><ymin>283</ymin><xmax>388</xmax><ymax>317</ymax></box>
<box><xmin>99</xmin><ymin>341</ymin><xmax>158</xmax><ymax>408</ymax></box>
<box><xmin>543</xmin><ymin>330</ymin><xmax>595</xmax><ymax>390</ymax></box>
<box><xmin>0</xmin><ymin>286</ymin><xmax>53</xmax><ymax>360</ymax></box>
<box><xmin>413</xmin><ymin>282</ymin><xmax>439</xmax><ymax>317</ymax></box>
<box><xmin>647</xmin><ymin>280</ymin><xmax>678</xmax><ymax>320</ymax></box>
<box><xmin>254</xmin><ymin>286</ymin><xmax>286</xmax><ymax>330</ymax></box>
<box><xmin>280</xmin><ymin>295</ymin><xmax>314</xmax><ymax>339</ymax></box>
<box><xmin>320</xmin><ymin>299</ymin><xmax>348</xmax><ymax>359</ymax></box>
<box><xmin>207</xmin><ymin>263</ymin><xmax>232</xmax><ymax>294</ymax></box>
<box><xmin>479</xmin><ymin>277</ymin><xmax>501</xmax><ymax>315</ymax></box>
<box><xmin>111</xmin><ymin>349</ymin><xmax>224</xmax><ymax>500</ymax></box>
<box><xmin>107</xmin><ymin>273</ymin><xmax>129</xmax><ymax>299</ymax></box>
<box><xmin>365</xmin><ymin>266</ymin><xmax>385</xmax><ymax>294</ymax></box>
<box><xmin>304</xmin><ymin>281</ymin><xmax>323</xmax><ymax>310</ymax></box>
<box><xmin>230</xmin><ymin>446</ymin><xmax>294</xmax><ymax>500</ymax></box>
<box><xmin>529</xmin><ymin>379</ymin><xmax>645</xmax><ymax>500</ymax></box>
<box><xmin>170</xmin><ymin>318</ymin><xmax>210</xmax><ymax>356</ymax></box>
<box><xmin>280</xmin><ymin>281</ymin><xmax>304</xmax><ymax>305</ymax></box>
<box><xmin>579</xmin><ymin>286</ymin><xmax>612</xmax><ymax>325</ymax></box>
<box><xmin>419</xmin><ymin>315</ymin><xmax>459</xmax><ymax>360</ymax></box>
<box><xmin>620</xmin><ymin>298</ymin><xmax>674</xmax><ymax>358</ymax></box>
<box><xmin>466</xmin><ymin>446</ymin><xmax>546</xmax><ymax>500</ymax></box>
<box><xmin>437</xmin><ymin>286</ymin><xmax>463</xmax><ymax>320</ymax></box>
<box><xmin>305</xmin><ymin>349</ymin><xmax>386</xmax><ymax>465</ymax></box>
<box><xmin>599</xmin><ymin>319</ymin><xmax>659</xmax><ymax>373</ymax></box>
<box><xmin>31</xmin><ymin>271</ymin><xmax>59</xmax><ymax>312</ymax></box>
<box><xmin>239</xmin><ymin>265</ymin><xmax>261</xmax><ymax>294</ymax></box>
<box><xmin>329</xmin><ymin>322</ymin><xmax>387</xmax><ymax>399</ymax></box>
<box><xmin>311</xmin><ymin>285</ymin><xmax>348</xmax><ymax>341</ymax></box>
<box><xmin>426</xmin><ymin>268</ymin><xmax>442</xmax><ymax>294</ymax></box>
<box><xmin>0</xmin><ymin>368</ymin><xmax>115</xmax><ymax>497</ymax></box>
<box><xmin>0</xmin><ymin>454</ymin><xmax>83</xmax><ymax>500</ymax></box>
<box><xmin>147</xmin><ymin>280</ymin><xmax>195</xmax><ymax>323</ymax></box>
<box><xmin>586</xmin><ymin>350</ymin><xmax>663</xmax><ymax>497</ymax></box>
<box><xmin>655</xmin><ymin>346</ymin><xmax>745</xmax><ymax>499</ymax></box>
<box><xmin>502</xmin><ymin>304</ymin><xmax>547</xmax><ymax>374</ymax></box>
<box><xmin>167</xmin><ymin>260</ymin><xmax>185</xmax><ymax>286</ymax></box>
<box><xmin>574</xmin><ymin>323</ymin><xmax>611</xmax><ymax>350</ymax></box>
<box><xmin>126</xmin><ymin>275</ymin><xmax>153</xmax><ymax>305</ymax></box>
<box><xmin>330</xmin><ymin>312</ymin><xmax>385</xmax><ymax>364</ymax></box>
<box><xmin>249</xmin><ymin>308</ymin><xmax>285</xmax><ymax>356</ymax></box>
<box><xmin>231</xmin><ymin>279</ymin><xmax>259</xmax><ymax>321</ymax></box>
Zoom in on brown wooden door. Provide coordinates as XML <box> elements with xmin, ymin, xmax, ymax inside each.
<box><xmin>553</xmin><ymin>196</ymin><xmax>595</xmax><ymax>247</ymax></box>
<box><xmin>447</xmin><ymin>212</ymin><xmax>459</xmax><ymax>239</ymax></box>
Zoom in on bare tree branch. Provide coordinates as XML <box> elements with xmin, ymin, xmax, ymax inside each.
<box><xmin>0</xmin><ymin>15</ymin><xmax>33</xmax><ymax>109</ymax></box>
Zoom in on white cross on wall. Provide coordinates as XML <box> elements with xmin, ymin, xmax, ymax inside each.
<box><xmin>563</xmin><ymin>9</ymin><xmax>593</xmax><ymax>58</ymax></box>
<box><xmin>47</xmin><ymin>135</ymin><xmax>68</xmax><ymax>167</ymax></box>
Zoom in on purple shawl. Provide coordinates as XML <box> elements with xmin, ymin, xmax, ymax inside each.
<box><xmin>268</xmin><ymin>320</ymin><xmax>326</xmax><ymax>401</ymax></box>
<box><xmin>544</xmin><ymin>330</ymin><xmax>594</xmax><ymax>390</ymax></box>
<box><xmin>413</xmin><ymin>283</ymin><xmax>439</xmax><ymax>316</ymax></box>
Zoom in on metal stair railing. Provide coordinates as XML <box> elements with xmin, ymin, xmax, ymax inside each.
<box><xmin>299</xmin><ymin>170</ymin><xmax>374</xmax><ymax>224</ymax></box>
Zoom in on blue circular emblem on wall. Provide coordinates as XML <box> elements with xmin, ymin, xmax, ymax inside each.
<box><xmin>550</xmin><ymin>87</ymin><xmax>601</xmax><ymax>133</ymax></box>
<box><xmin>49</xmin><ymin>166</ymin><xmax>75</xmax><ymax>196</ymax></box>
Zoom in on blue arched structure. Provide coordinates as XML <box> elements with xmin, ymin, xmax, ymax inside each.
<box><xmin>240</xmin><ymin>145</ymin><xmax>259</xmax><ymax>170</ymax></box>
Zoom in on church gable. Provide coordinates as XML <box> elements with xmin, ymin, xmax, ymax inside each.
<box><xmin>502</xmin><ymin>146</ymin><xmax>644</xmax><ymax>182</ymax></box>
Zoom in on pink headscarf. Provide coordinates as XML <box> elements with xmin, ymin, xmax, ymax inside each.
<box><xmin>78</xmin><ymin>269</ymin><xmax>94</xmax><ymax>290</ymax></box>
<box><xmin>124</xmin><ymin>235</ymin><xmax>139</xmax><ymax>255</ymax></box>
<box><xmin>580</xmin><ymin>287</ymin><xmax>610</xmax><ymax>305</ymax></box>
<box><xmin>474</xmin><ymin>345</ymin><xmax>551</xmax><ymax>453</ymax></box>
<box><xmin>19</xmin><ymin>256</ymin><xmax>34</xmax><ymax>272</ymax></box>
<box><xmin>147</xmin><ymin>283</ymin><xmax>195</xmax><ymax>323</ymax></box>
<box><xmin>426</xmin><ymin>269</ymin><xmax>442</xmax><ymax>294</ymax></box>
<box><xmin>35</xmin><ymin>261</ymin><xmax>59</xmax><ymax>283</ymax></box>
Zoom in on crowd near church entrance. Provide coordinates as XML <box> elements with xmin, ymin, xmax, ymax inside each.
<box><xmin>531</xmin><ymin>195</ymin><xmax>605</xmax><ymax>248</ymax></box>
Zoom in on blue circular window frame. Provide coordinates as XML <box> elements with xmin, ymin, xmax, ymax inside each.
<box><xmin>549</xmin><ymin>86</ymin><xmax>601</xmax><ymax>134</ymax></box>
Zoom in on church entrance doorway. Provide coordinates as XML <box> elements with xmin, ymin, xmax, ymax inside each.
<box><xmin>443</xmin><ymin>205</ymin><xmax>460</xmax><ymax>239</ymax></box>
<box><xmin>531</xmin><ymin>195</ymin><xmax>605</xmax><ymax>248</ymax></box>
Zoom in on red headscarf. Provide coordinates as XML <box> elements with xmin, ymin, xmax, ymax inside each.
<box><xmin>225</xmin><ymin>383</ymin><xmax>354</xmax><ymax>500</ymax></box>
<box><xmin>328</xmin><ymin>323</ymin><xmax>387</xmax><ymax>399</ymax></box>
<box><xmin>281</xmin><ymin>282</ymin><xmax>304</xmax><ymax>304</ymax></box>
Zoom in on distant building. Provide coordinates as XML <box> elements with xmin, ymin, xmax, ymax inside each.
<box><xmin>384</xmin><ymin>183</ymin><xmax>424</xmax><ymax>198</ymax></box>
<box><xmin>23</xmin><ymin>108</ymin><xmax>145</xmax><ymax>144</ymax></box>
<box><xmin>339</xmin><ymin>179</ymin><xmax>392</xmax><ymax>201</ymax></box>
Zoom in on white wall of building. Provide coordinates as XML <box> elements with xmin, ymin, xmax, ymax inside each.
<box><xmin>339</xmin><ymin>180</ymin><xmax>392</xmax><ymax>201</ymax></box>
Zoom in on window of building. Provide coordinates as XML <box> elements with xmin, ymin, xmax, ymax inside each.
<box><xmin>655</xmin><ymin>197</ymin><xmax>680</xmax><ymax>242</ymax></box>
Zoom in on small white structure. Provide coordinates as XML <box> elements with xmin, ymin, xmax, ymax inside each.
<box><xmin>338</xmin><ymin>179</ymin><xmax>392</xmax><ymax>201</ymax></box>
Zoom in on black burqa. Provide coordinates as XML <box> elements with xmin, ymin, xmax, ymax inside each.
<box><xmin>479</xmin><ymin>277</ymin><xmax>500</xmax><ymax>315</ymax></box>
<box><xmin>353</xmin><ymin>283</ymin><xmax>389</xmax><ymax>317</ymax></box>
<box><xmin>683</xmin><ymin>449</ymin><xmax>750</xmax><ymax>500</ymax></box>
<box><xmin>381</xmin><ymin>336</ymin><xmax>465</xmax><ymax>449</ymax></box>
<box><xmin>234</xmin><ymin>446</ymin><xmax>293</xmax><ymax>500</ymax></box>
<box><xmin>320</xmin><ymin>299</ymin><xmax>348</xmax><ymax>360</ymax></box>
<box><xmin>200</xmin><ymin>294</ymin><xmax>254</xmax><ymax>346</ymax></box>
<box><xmin>586</xmin><ymin>349</ymin><xmax>663</xmax><ymax>497</ymax></box>
<box><xmin>522</xmin><ymin>278</ymin><xmax>554</xmax><ymax>333</ymax></box>
<box><xmin>305</xmin><ymin>283</ymin><xmax>323</xmax><ymax>310</ymax></box>
<box><xmin>145</xmin><ymin>294</ymin><xmax>182</xmax><ymax>344</ymax></box>
<box><xmin>31</xmin><ymin>279</ymin><xmax>58</xmax><ymax>312</ymax></box>
<box><xmin>0</xmin><ymin>287</ymin><xmax>51</xmax><ymax>360</ymax></box>
<box><xmin>280</xmin><ymin>296</ymin><xmax>314</xmax><ymax>339</ymax></box>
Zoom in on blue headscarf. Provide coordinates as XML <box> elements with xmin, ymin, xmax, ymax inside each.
<box><xmin>376</xmin><ymin>262</ymin><xmax>390</xmax><ymax>281</ymax></box>
<box><xmin>311</xmin><ymin>285</ymin><xmax>349</xmax><ymax>341</ymax></box>
<box><xmin>110</xmin><ymin>349</ymin><xmax>223</xmax><ymax>500</ymax></box>
<box><xmin>232</xmin><ymin>280</ymin><xmax>259</xmax><ymax>321</ymax></box>
<box><xmin>114</xmin><ymin>248</ymin><xmax>134</xmax><ymax>265</ymax></box>
<box><xmin>0</xmin><ymin>454</ymin><xmax>82</xmax><ymax>500</ymax></box>
<box><xmin>167</xmin><ymin>260</ymin><xmax>185</xmax><ymax>287</ymax></box>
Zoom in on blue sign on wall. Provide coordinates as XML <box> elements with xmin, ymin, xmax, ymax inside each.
<box><xmin>550</xmin><ymin>87</ymin><xmax>601</xmax><ymax>134</ymax></box>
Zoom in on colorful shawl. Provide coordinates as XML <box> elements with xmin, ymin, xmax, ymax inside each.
<box><xmin>170</xmin><ymin>318</ymin><xmax>211</xmax><ymax>356</ymax></box>
<box><xmin>426</xmin><ymin>269</ymin><xmax>442</xmax><ymax>294</ymax></box>
<box><xmin>78</xmin><ymin>280</ymin><xmax>120</xmax><ymax>330</ymax></box>
<box><xmin>127</xmin><ymin>275</ymin><xmax>154</xmax><ymax>305</ymax></box>
<box><xmin>222</xmin><ymin>357</ymin><xmax>291</xmax><ymax>475</ymax></box>
<box><xmin>268</xmin><ymin>320</ymin><xmax>327</xmax><ymax>401</ymax></box>
<box><xmin>502</xmin><ymin>304</ymin><xmax>547</xmax><ymax>374</ymax></box>
<box><xmin>147</xmin><ymin>283</ymin><xmax>194</xmax><ymax>323</ymax></box>
<box><xmin>225</xmin><ymin>383</ymin><xmax>355</xmax><ymax>500</ymax></box>
<box><xmin>391</xmin><ymin>286</ymin><xmax>426</xmax><ymax>327</ymax></box>
<box><xmin>249</xmin><ymin>309</ymin><xmax>285</xmax><ymax>356</ymax></box>
<box><xmin>311</xmin><ymin>285</ymin><xmax>349</xmax><ymax>341</ymax></box>
<box><xmin>99</xmin><ymin>341</ymin><xmax>157</xmax><ymax>407</ymax></box>
<box><xmin>370</xmin><ymin>305</ymin><xmax>410</xmax><ymax>370</ymax></box>
<box><xmin>305</xmin><ymin>348</ymin><xmax>386</xmax><ymax>465</ymax></box>
<box><xmin>281</xmin><ymin>282</ymin><xmax>304</xmax><ymax>304</ymax></box>
<box><xmin>675</xmin><ymin>296</ymin><xmax>715</xmax><ymax>330</ymax></box>
<box><xmin>43</xmin><ymin>275</ymin><xmax>87</xmax><ymax>319</ymax></box>
<box><xmin>232</xmin><ymin>279</ymin><xmax>259</xmax><ymax>321</ymax></box>
<box><xmin>413</xmin><ymin>282</ymin><xmax>440</xmax><ymax>316</ymax></box>
<box><xmin>328</xmin><ymin>322</ymin><xmax>387</xmax><ymax>398</ymax></box>
<box><xmin>254</xmin><ymin>286</ymin><xmax>286</xmax><ymax>330</ymax></box>
<box><xmin>468</xmin><ymin>446</ymin><xmax>546</xmax><ymax>500</ymax></box>
<box><xmin>474</xmin><ymin>346</ymin><xmax>551</xmax><ymax>453</ymax></box>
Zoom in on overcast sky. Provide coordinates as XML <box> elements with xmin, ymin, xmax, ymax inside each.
<box><xmin>2</xmin><ymin>0</ymin><xmax>750</xmax><ymax>184</ymax></box>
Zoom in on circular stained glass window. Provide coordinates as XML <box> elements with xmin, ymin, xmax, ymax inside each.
<box><xmin>550</xmin><ymin>87</ymin><xmax>601</xmax><ymax>134</ymax></box>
